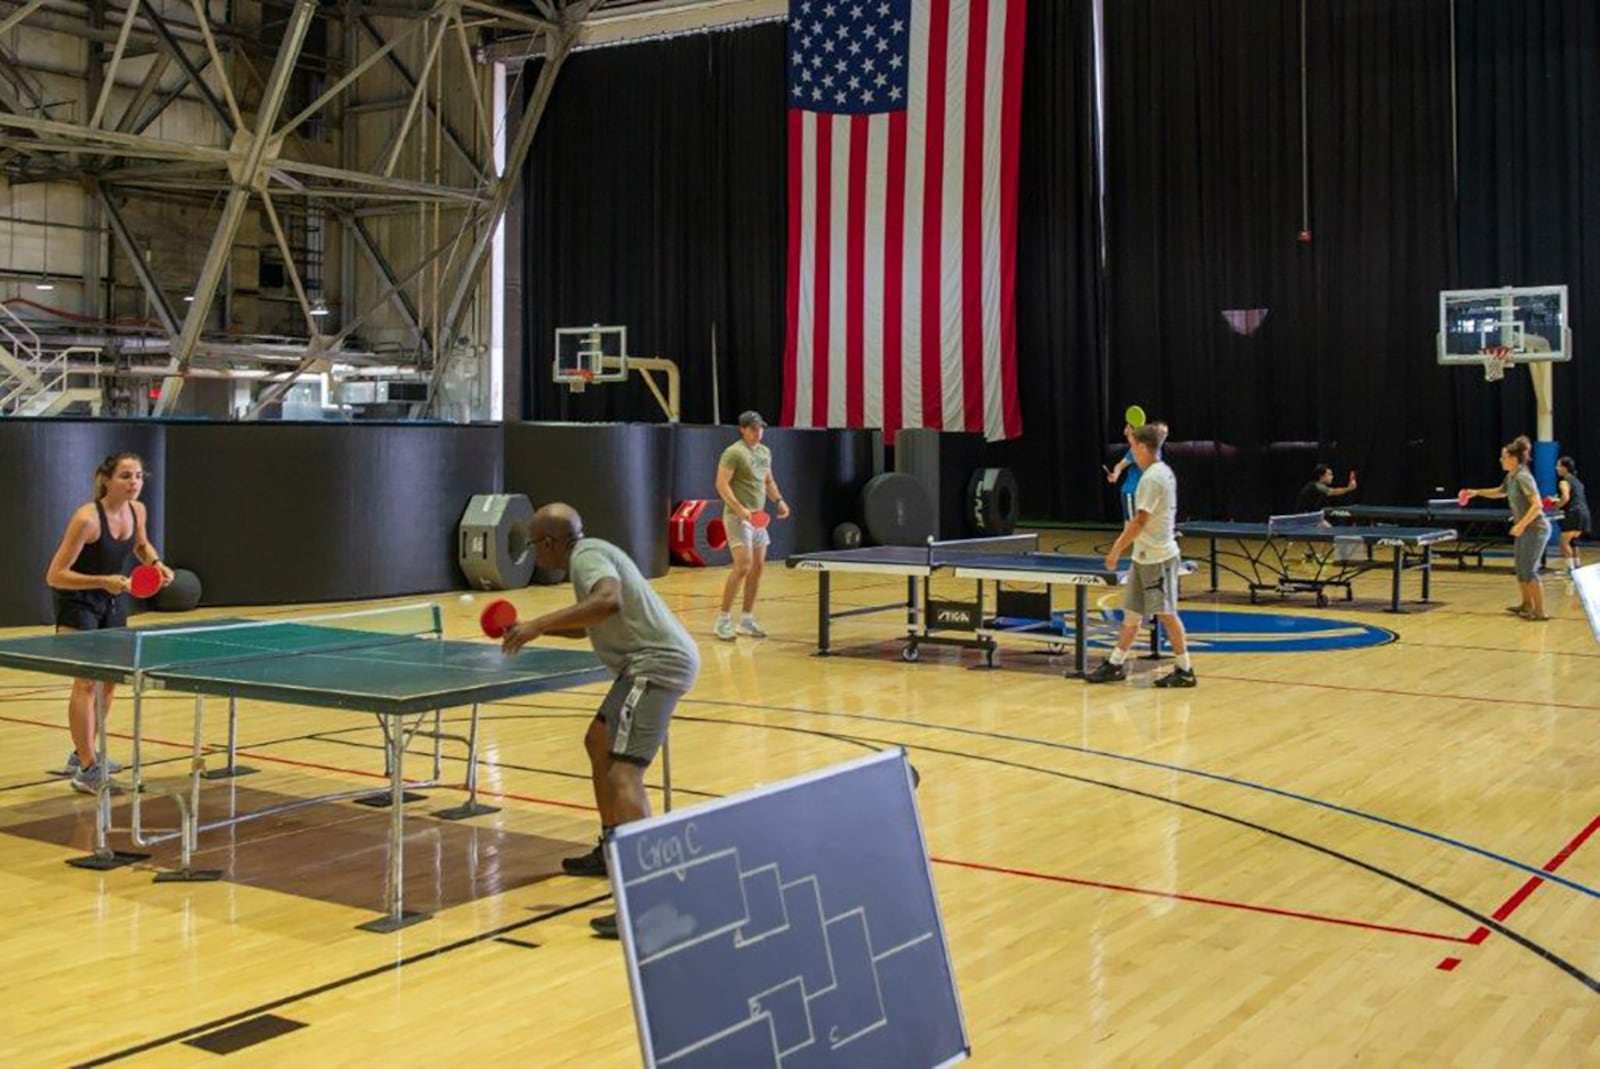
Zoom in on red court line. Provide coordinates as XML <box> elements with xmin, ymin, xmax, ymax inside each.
<box><xmin>0</xmin><ymin>712</ymin><xmax>598</xmax><ymax>814</ymax></box>
<box><xmin>933</xmin><ymin>855</ymin><xmax>1470</xmax><ymax>945</ymax></box>
<box><xmin>1435</xmin><ymin>814</ymin><xmax>1600</xmax><ymax>971</ymax></box>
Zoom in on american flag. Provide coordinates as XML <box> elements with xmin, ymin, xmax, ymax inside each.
<box><xmin>781</xmin><ymin>0</ymin><xmax>1027</xmax><ymax>442</ymax></box>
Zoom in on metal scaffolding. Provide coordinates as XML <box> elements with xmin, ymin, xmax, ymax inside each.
<box><xmin>0</xmin><ymin>0</ymin><xmax>610</xmax><ymax>418</ymax></box>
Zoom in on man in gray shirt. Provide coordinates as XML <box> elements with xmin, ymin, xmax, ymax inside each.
<box><xmin>502</xmin><ymin>503</ymin><xmax>701</xmax><ymax>937</ymax></box>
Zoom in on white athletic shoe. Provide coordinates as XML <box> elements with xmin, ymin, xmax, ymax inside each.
<box><xmin>737</xmin><ymin>616</ymin><xmax>768</xmax><ymax>638</ymax></box>
<box><xmin>714</xmin><ymin>616</ymin><xmax>736</xmax><ymax>641</ymax></box>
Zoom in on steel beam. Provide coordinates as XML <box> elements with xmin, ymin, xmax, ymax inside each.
<box><xmin>429</xmin><ymin>0</ymin><xmax>599</xmax><ymax>407</ymax></box>
<box><xmin>141</xmin><ymin>3</ymin><xmax>236</xmax><ymax>136</ymax></box>
<box><xmin>356</xmin><ymin>14</ymin><xmax>486</xmax><ymax>182</ymax></box>
<box><xmin>153</xmin><ymin>0</ymin><xmax>316</xmax><ymax>413</ymax></box>
<box><xmin>95</xmin><ymin>183</ymin><xmax>183</xmax><ymax>337</ymax></box>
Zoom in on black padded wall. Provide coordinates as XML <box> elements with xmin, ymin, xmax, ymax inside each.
<box><xmin>162</xmin><ymin>423</ymin><xmax>502</xmax><ymax>605</ymax></box>
<box><xmin>672</xmin><ymin>426</ymin><xmax>881</xmax><ymax>560</ymax></box>
<box><xmin>504</xmin><ymin>423</ymin><xmax>676</xmax><ymax>578</ymax></box>
<box><xmin>0</xmin><ymin>419</ymin><xmax>167</xmax><ymax>626</ymax></box>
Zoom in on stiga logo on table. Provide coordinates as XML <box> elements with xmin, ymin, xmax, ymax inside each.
<box><xmin>928</xmin><ymin>601</ymin><xmax>978</xmax><ymax>631</ymax></box>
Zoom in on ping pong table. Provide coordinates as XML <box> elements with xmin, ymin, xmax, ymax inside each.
<box><xmin>0</xmin><ymin>604</ymin><xmax>608</xmax><ymax>932</ymax></box>
<box><xmin>1576</xmin><ymin>563</ymin><xmax>1600</xmax><ymax>643</ymax></box>
<box><xmin>788</xmin><ymin>534</ymin><xmax>1189</xmax><ymax>676</ymax></box>
<box><xmin>1326</xmin><ymin>500</ymin><xmax>1562</xmax><ymax>569</ymax></box>
<box><xmin>1178</xmin><ymin>513</ymin><xmax>1457</xmax><ymax>612</ymax></box>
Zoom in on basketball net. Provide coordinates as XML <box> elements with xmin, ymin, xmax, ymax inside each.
<box><xmin>1481</xmin><ymin>346</ymin><xmax>1511</xmax><ymax>383</ymax></box>
<box><xmin>565</xmin><ymin>368</ymin><xmax>595</xmax><ymax>394</ymax></box>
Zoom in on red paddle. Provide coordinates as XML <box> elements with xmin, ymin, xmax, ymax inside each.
<box><xmin>130</xmin><ymin>564</ymin><xmax>162</xmax><ymax>599</ymax></box>
<box><xmin>750</xmin><ymin>510</ymin><xmax>771</xmax><ymax>529</ymax></box>
<box><xmin>1456</xmin><ymin>489</ymin><xmax>1472</xmax><ymax>507</ymax></box>
<box><xmin>480</xmin><ymin>599</ymin><xmax>519</xmax><ymax>639</ymax></box>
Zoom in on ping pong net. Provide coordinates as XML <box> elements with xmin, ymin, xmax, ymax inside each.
<box><xmin>1264</xmin><ymin>512</ymin><xmax>1329</xmax><ymax>536</ymax></box>
<box><xmin>925</xmin><ymin>534</ymin><xmax>1039</xmax><ymax>565</ymax></box>
<box><xmin>127</xmin><ymin>603</ymin><xmax>444</xmax><ymax>673</ymax></box>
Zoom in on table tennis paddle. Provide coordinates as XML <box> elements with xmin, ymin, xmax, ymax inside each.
<box><xmin>129</xmin><ymin>564</ymin><xmax>162</xmax><ymax>599</ymax></box>
<box><xmin>480</xmin><ymin>599</ymin><xmax>519</xmax><ymax>639</ymax></box>
<box><xmin>750</xmin><ymin>510</ymin><xmax>771</xmax><ymax>529</ymax></box>
<box><xmin>1457</xmin><ymin>489</ymin><xmax>1473</xmax><ymax>507</ymax></box>
<box><xmin>1124</xmin><ymin>404</ymin><xmax>1146</xmax><ymax>427</ymax></box>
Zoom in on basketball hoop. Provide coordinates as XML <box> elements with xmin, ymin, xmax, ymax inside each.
<box><xmin>564</xmin><ymin>368</ymin><xmax>595</xmax><ymax>394</ymax></box>
<box><xmin>1481</xmin><ymin>345</ymin><xmax>1511</xmax><ymax>383</ymax></box>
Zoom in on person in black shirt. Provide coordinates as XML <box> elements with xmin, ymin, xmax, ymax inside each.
<box><xmin>1555</xmin><ymin>456</ymin><xmax>1590</xmax><ymax>571</ymax></box>
<box><xmin>1296</xmin><ymin>464</ymin><xmax>1358</xmax><ymax>513</ymax></box>
<box><xmin>45</xmin><ymin>453</ymin><xmax>173</xmax><ymax>794</ymax></box>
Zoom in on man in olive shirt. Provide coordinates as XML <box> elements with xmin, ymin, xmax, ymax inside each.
<box><xmin>714</xmin><ymin>411</ymin><xmax>791</xmax><ymax>640</ymax></box>
<box><xmin>501</xmin><ymin>503</ymin><xmax>701</xmax><ymax>938</ymax></box>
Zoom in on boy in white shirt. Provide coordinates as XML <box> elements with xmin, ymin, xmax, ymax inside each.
<box><xmin>1086</xmin><ymin>422</ymin><xmax>1196</xmax><ymax>687</ymax></box>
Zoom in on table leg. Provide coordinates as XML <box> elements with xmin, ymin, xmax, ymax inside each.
<box><xmin>662</xmin><ymin>734</ymin><xmax>673</xmax><ymax>813</ymax></box>
<box><xmin>817</xmin><ymin>571</ymin><xmax>832</xmax><ymax>654</ymax></box>
<box><xmin>433</xmin><ymin>703</ymin><xmax>499</xmax><ymax>820</ymax></box>
<box><xmin>202</xmin><ymin>695</ymin><xmax>257</xmax><ymax>779</ymax></box>
<box><xmin>67</xmin><ymin>681</ymin><xmax>146</xmax><ymax>870</ymax></box>
<box><xmin>358</xmin><ymin>715</ymin><xmax>429</xmax><ymax>932</ymax></box>
<box><xmin>1065</xmin><ymin>587</ymin><xmax>1089</xmax><ymax>678</ymax></box>
<box><xmin>154</xmin><ymin>694</ymin><xmax>222</xmax><ymax>882</ymax></box>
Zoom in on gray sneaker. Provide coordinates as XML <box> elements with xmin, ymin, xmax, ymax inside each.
<box><xmin>737</xmin><ymin>616</ymin><xmax>768</xmax><ymax>638</ymax></box>
<box><xmin>714</xmin><ymin>616</ymin><xmax>736</xmax><ymax>641</ymax></box>
<box><xmin>65</xmin><ymin>751</ymin><xmax>124</xmax><ymax>775</ymax></box>
<box><xmin>70</xmin><ymin>765</ymin><xmax>121</xmax><ymax>795</ymax></box>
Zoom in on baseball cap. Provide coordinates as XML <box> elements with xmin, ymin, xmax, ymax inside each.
<box><xmin>738</xmin><ymin>411</ymin><xmax>767</xmax><ymax>429</ymax></box>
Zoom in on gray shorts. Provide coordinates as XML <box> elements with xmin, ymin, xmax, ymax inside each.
<box><xmin>1125</xmin><ymin>556</ymin><xmax>1181</xmax><ymax>618</ymax></box>
<box><xmin>1513</xmin><ymin>524</ymin><xmax>1549</xmax><ymax>583</ymax></box>
<box><xmin>724</xmin><ymin>512</ymin><xmax>771</xmax><ymax>552</ymax></box>
<box><xmin>598</xmin><ymin>674</ymin><xmax>683</xmax><ymax>766</ymax></box>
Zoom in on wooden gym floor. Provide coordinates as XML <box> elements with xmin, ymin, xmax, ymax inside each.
<box><xmin>0</xmin><ymin>531</ymin><xmax>1595</xmax><ymax>1065</ymax></box>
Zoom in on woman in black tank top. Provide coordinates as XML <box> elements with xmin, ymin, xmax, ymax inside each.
<box><xmin>44</xmin><ymin>453</ymin><xmax>173</xmax><ymax>790</ymax></box>
<box><xmin>1556</xmin><ymin>456</ymin><xmax>1589</xmax><ymax>571</ymax></box>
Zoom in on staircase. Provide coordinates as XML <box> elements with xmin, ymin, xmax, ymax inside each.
<box><xmin>1</xmin><ymin>304</ymin><xmax>103</xmax><ymax>416</ymax></box>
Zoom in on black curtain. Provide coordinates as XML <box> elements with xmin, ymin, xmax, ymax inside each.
<box><xmin>1104</xmin><ymin>0</ymin><xmax>1456</xmax><ymax>517</ymax></box>
<box><xmin>1455</xmin><ymin>0</ymin><xmax>1600</xmax><ymax>483</ymax></box>
<box><xmin>517</xmin><ymin>2</ymin><xmax>1592</xmax><ymax>520</ymax></box>
<box><xmin>521</xmin><ymin>27</ymin><xmax>789</xmax><ymax>424</ymax></box>
<box><xmin>993</xmin><ymin>0</ymin><xmax>1105</xmax><ymax>521</ymax></box>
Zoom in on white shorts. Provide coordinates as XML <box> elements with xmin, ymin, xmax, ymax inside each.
<box><xmin>724</xmin><ymin>513</ymin><xmax>771</xmax><ymax>552</ymax></box>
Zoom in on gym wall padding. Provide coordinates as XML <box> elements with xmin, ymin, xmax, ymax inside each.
<box><xmin>671</xmin><ymin>426</ymin><xmax>882</xmax><ymax>560</ymax></box>
<box><xmin>0</xmin><ymin>418</ymin><xmax>167</xmax><ymax>627</ymax></box>
<box><xmin>163</xmin><ymin>423</ymin><xmax>503</xmax><ymax>606</ymax></box>
<box><xmin>505</xmin><ymin>423</ymin><xmax>676</xmax><ymax>578</ymax></box>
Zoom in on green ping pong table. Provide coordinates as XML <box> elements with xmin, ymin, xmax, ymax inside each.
<box><xmin>0</xmin><ymin>604</ymin><xmax>608</xmax><ymax>932</ymax></box>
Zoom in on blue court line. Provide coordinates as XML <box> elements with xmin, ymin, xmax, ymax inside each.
<box><xmin>682</xmin><ymin>696</ymin><xmax>1600</xmax><ymax>901</ymax></box>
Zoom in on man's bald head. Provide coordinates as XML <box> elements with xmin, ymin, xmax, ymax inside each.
<box><xmin>528</xmin><ymin>503</ymin><xmax>584</xmax><ymax>568</ymax></box>
<box><xmin>531</xmin><ymin>502</ymin><xmax>584</xmax><ymax>542</ymax></box>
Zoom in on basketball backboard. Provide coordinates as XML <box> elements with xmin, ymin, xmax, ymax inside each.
<box><xmin>1437</xmin><ymin>285</ymin><xmax>1571</xmax><ymax>365</ymax></box>
<box><xmin>554</xmin><ymin>324</ymin><xmax>628</xmax><ymax>386</ymax></box>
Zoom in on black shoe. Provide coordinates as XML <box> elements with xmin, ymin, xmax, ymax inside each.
<box><xmin>590</xmin><ymin>913</ymin><xmax>619</xmax><ymax>939</ymax></box>
<box><xmin>561</xmin><ymin>839</ymin><xmax>608</xmax><ymax>877</ymax></box>
<box><xmin>1084</xmin><ymin>660</ymin><xmax>1127</xmax><ymax>684</ymax></box>
<box><xmin>1154</xmin><ymin>667</ymin><xmax>1197</xmax><ymax>688</ymax></box>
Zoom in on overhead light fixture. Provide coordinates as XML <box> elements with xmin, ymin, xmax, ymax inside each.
<box><xmin>309</xmin><ymin>297</ymin><xmax>329</xmax><ymax>318</ymax></box>
<box><xmin>183</xmin><ymin>295</ymin><xmax>196</xmax><ymax>302</ymax></box>
<box><xmin>35</xmin><ymin>277</ymin><xmax>54</xmax><ymax>292</ymax></box>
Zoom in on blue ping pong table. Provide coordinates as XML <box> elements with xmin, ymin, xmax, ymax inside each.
<box><xmin>0</xmin><ymin>604</ymin><xmax>607</xmax><ymax>932</ymax></box>
<box><xmin>1327</xmin><ymin>500</ymin><xmax>1562</xmax><ymax>570</ymax></box>
<box><xmin>788</xmin><ymin>534</ymin><xmax>1183</xmax><ymax>676</ymax></box>
<box><xmin>1178</xmin><ymin>514</ymin><xmax>1457</xmax><ymax>612</ymax></box>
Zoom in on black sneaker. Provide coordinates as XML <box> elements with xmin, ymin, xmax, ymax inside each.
<box><xmin>590</xmin><ymin>913</ymin><xmax>620</xmax><ymax>939</ymax></box>
<box><xmin>1084</xmin><ymin>660</ymin><xmax>1127</xmax><ymax>684</ymax></box>
<box><xmin>1154</xmin><ymin>667</ymin><xmax>1197</xmax><ymax>688</ymax></box>
<box><xmin>561</xmin><ymin>839</ymin><xmax>608</xmax><ymax>877</ymax></box>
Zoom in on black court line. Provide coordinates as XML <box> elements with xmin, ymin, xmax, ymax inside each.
<box><xmin>74</xmin><ymin>893</ymin><xmax>612</xmax><ymax>1067</ymax></box>
<box><xmin>493</xmin><ymin>936</ymin><xmax>542</xmax><ymax>950</ymax></box>
<box><xmin>843</xmin><ymin>733</ymin><xmax>1598</xmax><ymax>995</ymax></box>
<box><xmin>184</xmin><ymin>1014</ymin><xmax>307</xmax><ymax>1055</ymax></box>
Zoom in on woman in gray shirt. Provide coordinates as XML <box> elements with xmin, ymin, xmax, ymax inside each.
<box><xmin>1460</xmin><ymin>436</ymin><xmax>1551</xmax><ymax>620</ymax></box>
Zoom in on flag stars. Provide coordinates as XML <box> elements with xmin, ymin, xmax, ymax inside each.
<box><xmin>890</xmin><ymin>18</ymin><xmax>904</xmax><ymax>34</ymax></box>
